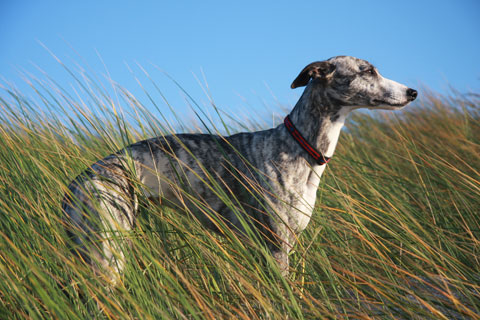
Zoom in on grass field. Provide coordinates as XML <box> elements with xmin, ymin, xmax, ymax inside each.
<box><xmin>0</xmin><ymin>68</ymin><xmax>479</xmax><ymax>319</ymax></box>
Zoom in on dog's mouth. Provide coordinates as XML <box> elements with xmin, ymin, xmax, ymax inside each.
<box><xmin>370</xmin><ymin>99</ymin><xmax>409</xmax><ymax>110</ymax></box>
<box><xmin>372</xmin><ymin>99</ymin><xmax>406</xmax><ymax>106</ymax></box>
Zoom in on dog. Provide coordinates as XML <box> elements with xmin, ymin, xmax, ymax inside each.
<box><xmin>62</xmin><ymin>56</ymin><xmax>417</xmax><ymax>283</ymax></box>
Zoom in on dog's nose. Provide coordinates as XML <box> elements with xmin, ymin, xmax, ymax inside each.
<box><xmin>407</xmin><ymin>88</ymin><xmax>418</xmax><ymax>101</ymax></box>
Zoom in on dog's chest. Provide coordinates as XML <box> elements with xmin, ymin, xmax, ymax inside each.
<box><xmin>288</xmin><ymin>165</ymin><xmax>326</xmax><ymax>232</ymax></box>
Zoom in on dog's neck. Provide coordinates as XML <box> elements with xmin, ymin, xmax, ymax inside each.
<box><xmin>287</xmin><ymin>83</ymin><xmax>349</xmax><ymax>161</ymax></box>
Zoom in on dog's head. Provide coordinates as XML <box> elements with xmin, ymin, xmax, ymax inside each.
<box><xmin>291</xmin><ymin>56</ymin><xmax>417</xmax><ymax>110</ymax></box>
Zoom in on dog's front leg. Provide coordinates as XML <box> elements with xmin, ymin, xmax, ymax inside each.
<box><xmin>267</xmin><ymin>223</ymin><xmax>292</xmax><ymax>277</ymax></box>
<box><xmin>271</xmin><ymin>247</ymin><xmax>290</xmax><ymax>277</ymax></box>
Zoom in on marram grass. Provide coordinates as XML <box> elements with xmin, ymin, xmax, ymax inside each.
<box><xmin>0</xmin><ymin>68</ymin><xmax>479</xmax><ymax>320</ymax></box>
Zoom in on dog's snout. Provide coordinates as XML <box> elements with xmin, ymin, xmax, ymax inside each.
<box><xmin>407</xmin><ymin>88</ymin><xmax>418</xmax><ymax>101</ymax></box>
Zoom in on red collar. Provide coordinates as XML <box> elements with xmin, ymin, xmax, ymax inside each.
<box><xmin>284</xmin><ymin>115</ymin><xmax>331</xmax><ymax>165</ymax></box>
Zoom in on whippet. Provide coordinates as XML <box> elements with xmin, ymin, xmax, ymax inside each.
<box><xmin>62</xmin><ymin>56</ymin><xmax>417</xmax><ymax>282</ymax></box>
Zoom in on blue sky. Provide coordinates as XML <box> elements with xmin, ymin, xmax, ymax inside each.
<box><xmin>1</xmin><ymin>1</ymin><xmax>479</xmax><ymax>121</ymax></box>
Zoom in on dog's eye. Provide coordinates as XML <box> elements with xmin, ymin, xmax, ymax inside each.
<box><xmin>365</xmin><ymin>68</ymin><xmax>375</xmax><ymax>76</ymax></box>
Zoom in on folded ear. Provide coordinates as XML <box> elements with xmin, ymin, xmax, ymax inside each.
<box><xmin>290</xmin><ymin>61</ymin><xmax>336</xmax><ymax>89</ymax></box>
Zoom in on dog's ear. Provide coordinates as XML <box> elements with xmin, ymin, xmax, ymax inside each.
<box><xmin>290</xmin><ymin>61</ymin><xmax>336</xmax><ymax>89</ymax></box>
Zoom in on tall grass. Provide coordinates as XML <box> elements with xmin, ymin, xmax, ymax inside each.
<box><xmin>0</xmin><ymin>65</ymin><xmax>479</xmax><ymax>319</ymax></box>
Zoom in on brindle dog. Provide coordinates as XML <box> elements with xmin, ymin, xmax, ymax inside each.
<box><xmin>62</xmin><ymin>56</ymin><xmax>417</xmax><ymax>283</ymax></box>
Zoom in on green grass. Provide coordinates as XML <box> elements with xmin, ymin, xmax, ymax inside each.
<box><xmin>0</xmin><ymin>66</ymin><xmax>479</xmax><ymax>319</ymax></box>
